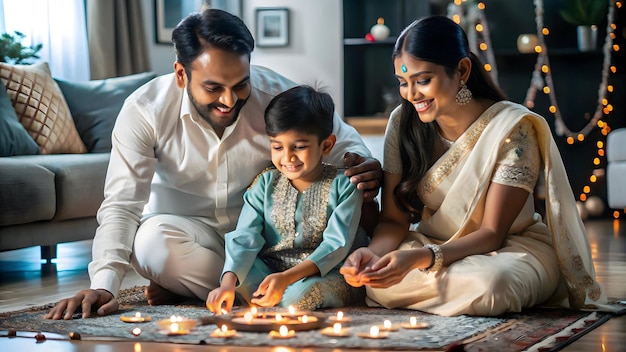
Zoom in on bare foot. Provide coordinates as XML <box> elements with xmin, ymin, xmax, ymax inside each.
<box><xmin>145</xmin><ymin>281</ymin><xmax>186</xmax><ymax>305</ymax></box>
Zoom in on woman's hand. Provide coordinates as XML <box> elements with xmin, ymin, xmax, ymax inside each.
<box><xmin>251</xmin><ymin>273</ymin><xmax>289</xmax><ymax>307</ymax></box>
<box><xmin>352</xmin><ymin>249</ymin><xmax>422</xmax><ymax>288</ymax></box>
<box><xmin>343</xmin><ymin>152</ymin><xmax>382</xmax><ymax>201</ymax></box>
<box><xmin>340</xmin><ymin>247</ymin><xmax>380</xmax><ymax>287</ymax></box>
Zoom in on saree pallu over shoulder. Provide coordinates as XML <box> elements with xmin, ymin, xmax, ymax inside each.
<box><xmin>416</xmin><ymin>101</ymin><xmax>611</xmax><ymax>311</ymax></box>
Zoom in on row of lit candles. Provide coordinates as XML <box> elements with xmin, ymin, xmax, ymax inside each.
<box><xmin>121</xmin><ymin>311</ymin><xmax>429</xmax><ymax>339</ymax></box>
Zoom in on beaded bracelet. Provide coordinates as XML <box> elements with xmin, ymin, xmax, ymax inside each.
<box><xmin>420</xmin><ymin>244</ymin><xmax>444</xmax><ymax>273</ymax></box>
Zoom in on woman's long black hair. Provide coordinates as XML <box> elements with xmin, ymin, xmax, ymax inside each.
<box><xmin>392</xmin><ymin>16</ymin><xmax>507</xmax><ymax>221</ymax></box>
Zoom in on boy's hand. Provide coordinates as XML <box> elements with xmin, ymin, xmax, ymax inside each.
<box><xmin>251</xmin><ymin>273</ymin><xmax>289</xmax><ymax>307</ymax></box>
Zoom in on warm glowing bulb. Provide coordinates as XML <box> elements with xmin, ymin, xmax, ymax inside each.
<box><xmin>590</xmin><ymin>175</ymin><xmax>597</xmax><ymax>183</ymax></box>
<box><xmin>454</xmin><ymin>0</ymin><xmax>462</xmax><ymax>5</ymax></box>
<box><xmin>580</xmin><ymin>194</ymin><xmax>587</xmax><ymax>201</ymax></box>
<box><xmin>610</xmin><ymin>66</ymin><xmax>617</xmax><ymax>73</ymax></box>
<box><xmin>577</xmin><ymin>134</ymin><xmax>585</xmax><ymax>142</ymax></box>
<box><xmin>608</xmin><ymin>85</ymin><xmax>614</xmax><ymax>92</ymax></box>
<box><xmin>475</xmin><ymin>24</ymin><xmax>483</xmax><ymax>32</ymax></box>
<box><xmin>535</xmin><ymin>45</ymin><xmax>542</xmax><ymax>53</ymax></box>
<box><xmin>369</xmin><ymin>325</ymin><xmax>380</xmax><ymax>337</ymax></box>
<box><xmin>479</xmin><ymin>43</ymin><xmax>487</xmax><ymax>51</ymax></box>
<box><xmin>613</xmin><ymin>44</ymin><xmax>620</xmax><ymax>52</ymax></box>
<box><xmin>614</xmin><ymin>211</ymin><xmax>620</xmax><ymax>219</ymax></box>
<box><xmin>594</xmin><ymin>157</ymin><xmax>601</xmax><ymax>165</ymax></box>
<box><xmin>333</xmin><ymin>323</ymin><xmax>342</xmax><ymax>334</ymax></box>
<box><xmin>478</xmin><ymin>2</ymin><xmax>486</xmax><ymax>10</ymax></box>
<box><xmin>542</xmin><ymin>27</ymin><xmax>549</xmax><ymax>35</ymax></box>
<box><xmin>301</xmin><ymin>315</ymin><xmax>308</xmax><ymax>323</ymax></box>
<box><xmin>598</xmin><ymin>149</ymin><xmax>605</xmax><ymax>157</ymax></box>
<box><xmin>597</xmin><ymin>141</ymin><xmax>604</xmax><ymax>148</ymax></box>
<box><xmin>484</xmin><ymin>63</ymin><xmax>492</xmax><ymax>72</ymax></box>
<box><xmin>607</xmin><ymin>104</ymin><xmax>614</xmax><ymax>112</ymax></box>
<box><xmin>541</xmin><ymin>65</ymin><xmax>549</xmax><ymax>73</ymax></box>
<box><xmin>583</xmin><ymin>186</ymin><xmax>591</xmax><ymax>194</ymax></box>
<box><xmin>549</xmin><ymin>106</ymin><xmax>556</xmax><ymax>113</ymax></box>
<box><xmin>453</xmin><ymin>14</ymin><xmax>461</xmax><ymax>24</ymax></box>
<box><xmin>279</xmin><ymin>325</ymin><xmax>289</xmax><ymax>336</ymax></box>
<box><xmin>567</xmin><ymin>137</ymin><xmax>575</xmax><ymax>145</ymax></box>
<box><xmin>543</xmin><ymin>86</ymin><xmax>550</xmax><ymax>94</ymax></box>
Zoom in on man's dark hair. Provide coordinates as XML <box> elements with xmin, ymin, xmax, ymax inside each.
<box><xmin>172</xmin><ymin>8</ymin><xmax>254</xmax><ymax>72</ymax></box>
<box><xmin>265</xmin><ymin>85</ymin><xmax>335</xmax><ymax>143</ymax></box>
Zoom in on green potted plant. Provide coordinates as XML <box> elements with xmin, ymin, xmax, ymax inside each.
<box><xmin>559</xmin><ymin>0</ymin><xmax>608</xmax><ymax>51</ymax></box>
<box><xmin>0</xmin><ymin>31</ymin><xmax>43</xmax><ymax>64</ymax></box>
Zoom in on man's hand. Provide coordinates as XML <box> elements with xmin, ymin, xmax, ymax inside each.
<box><xmin>343</xmin><ymin>152</ymin><xmax>382</xmax><ymax>201</ymax></box>
<box><xmin>45</xmin><ymin>289</ymin><xmax>117</xmax><ymax>320</ymax></box>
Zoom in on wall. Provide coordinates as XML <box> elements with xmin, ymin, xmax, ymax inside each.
<box><xmin>140</xmin><ymin>0</ymin><xmax>344</xmax><ymax>115</ymax></box>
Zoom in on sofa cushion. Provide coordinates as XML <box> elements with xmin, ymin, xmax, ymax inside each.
<box><xmin>0</xmin><ymin>62</ymin><xmax>87</xmax><ymax>154</ymax></box>
<box><xmin>10</xmin><ymin>153</ymin><xmax>111</xmax><ymax>221</ymax></box>
<box><xmin>0</xmin><ymin>158</ymin><xmax>56</xmax><ymax>226</ymax></box>
<box><xmin>0</xmin><ymin>85</ymin><xmax>40</xmax><ymax>156</ymax></box>
<box><xmin>56</xmin><ymin>71</ymin><xmax>157</xmax><ymax>153</ymax></box>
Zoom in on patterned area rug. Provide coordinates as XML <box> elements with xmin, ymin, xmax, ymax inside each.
<box><xmin>0</xmin><ymin>286</ymin><xmax>623</xmax><ymax>351</ymax></box>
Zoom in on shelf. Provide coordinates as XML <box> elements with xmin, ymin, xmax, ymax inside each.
<box><xmin>344</xmin><ymin>37</ymin><xmax>397</xmax><ymax>46</ymax></box>
<box><xmin>494</xmin><ymin>48</ymin><xmax>604</xmax><ymax>57</ymax></box>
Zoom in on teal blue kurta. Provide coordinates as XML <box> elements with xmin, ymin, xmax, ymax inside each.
<box><xmin>222</xmin><ymin>165</ymin><xmax>364</xmax><ymax>309</ymax></box>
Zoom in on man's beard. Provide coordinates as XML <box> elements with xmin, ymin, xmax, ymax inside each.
<box><xmin>187</xmin><ymin>86</ymin><xmax>247</xmax><ymax>131</ymax></box>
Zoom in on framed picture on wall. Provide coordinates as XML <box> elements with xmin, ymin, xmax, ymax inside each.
<box><xmin>255</xmin><ymin>8</ymin><xmax>289</xmax><ymax>47</ymax></box>
<box><xmin>155</xmin><ymin>0</ymin><xmax>206</xmax><ymax>44</ymax></box>
<box><xmin>154</xmin><ymin>0</ymin><xmax>242</xmax><ymax>44</ymax></box>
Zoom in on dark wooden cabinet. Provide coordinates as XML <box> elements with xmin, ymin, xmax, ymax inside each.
<box><xmin>342</xmin><ymin>0</ymin><xmax>431</xmax><ymax>118</ymax></box>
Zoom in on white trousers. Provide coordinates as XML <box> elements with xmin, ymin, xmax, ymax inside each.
<box><xmin>131</xmin><ymin>214</ymin><xmax>225</xmax><ymax>300</ymax></box>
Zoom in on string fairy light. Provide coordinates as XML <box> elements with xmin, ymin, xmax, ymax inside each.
<box><xmin>524</xmin><ymin>0</ymin><xmax>618</xmax><ymax>141</ymax></box>
<box><xmin>448</xmin><ymin>0</ymin><xmax>498</xmax><ymax>81</ymax></box>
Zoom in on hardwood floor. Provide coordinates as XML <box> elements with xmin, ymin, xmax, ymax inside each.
<box><xmin>1</xmin><ymin>219</ymin><xmax>624</xmax><ymax>351</ymax></box>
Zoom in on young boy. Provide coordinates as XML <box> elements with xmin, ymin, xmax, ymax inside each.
<box><xmin>206</xmin><ymin>85</ymin><xmax>365</xmax><ymax>312</ymax></box>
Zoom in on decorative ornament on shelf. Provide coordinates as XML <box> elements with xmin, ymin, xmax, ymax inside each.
<box><xmin>370</xmin><ymin>17</ymin><xmax>390</xmax><ymax>41</ymax></box>
<box><xmin>517</xmin><ymin>34</ymin><xmax>539</xmax><ymax>54</ymax></box>
<box><xmin>559</xmin><ymin>0</ymin><xmax>608</xmax><ymax>51</ymax></box>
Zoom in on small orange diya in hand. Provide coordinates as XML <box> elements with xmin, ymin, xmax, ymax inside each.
<box><xmin>120</xmin><ymin>312</ymin><xmax>151</xmax><ymax>323</ymax></box>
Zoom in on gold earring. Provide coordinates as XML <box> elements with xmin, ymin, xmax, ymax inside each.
<box><xmin>456</xmin><ymin>79</ymin><xmax>472</xmax><ymax>106</ymax></box>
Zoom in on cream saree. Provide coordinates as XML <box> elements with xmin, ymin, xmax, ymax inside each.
<box><xmin>366</xmin><ymin>101</ymin><xmax>609</xmax><ymax>316</ymax></box>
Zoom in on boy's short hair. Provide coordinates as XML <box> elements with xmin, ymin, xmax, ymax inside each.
<box><xmin>264</xmin><ymin>85</ymin><xmax>334</xmax><ymax>142</ymax></box>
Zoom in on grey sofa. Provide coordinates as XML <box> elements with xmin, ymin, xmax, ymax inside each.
<box><xmin>0</xmin><ymin>68</ymin><xmax>156</xmax><ymax>263</ymax></box>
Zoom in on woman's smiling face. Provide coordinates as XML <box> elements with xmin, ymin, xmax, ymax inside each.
<box><xmin>393</xmin><ymin>53</ymin><xmax>461</xmax><ymax>123</ymax></box>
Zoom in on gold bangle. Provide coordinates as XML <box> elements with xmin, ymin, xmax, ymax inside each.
<box><xmin>420</xmin><ymin>244</ymin><xmax>443</xmax><ymax>273</ymax></box>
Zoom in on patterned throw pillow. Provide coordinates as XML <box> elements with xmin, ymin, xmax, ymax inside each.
<box><xmin>0</xmin><ymin>62</ymin><xmax>86</xmax><ymax>154</ymax></box>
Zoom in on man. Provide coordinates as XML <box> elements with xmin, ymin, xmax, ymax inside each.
<box><xmin>46</xmin><ymin>8</ymin><xmax>381</xmax><ymax>320</ymax></box>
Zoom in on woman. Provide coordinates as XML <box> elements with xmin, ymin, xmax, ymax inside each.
<box><xmin>340</xmin><ymin>16</ymin><xmax>609</xmax><ymax>316</ymax></box>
